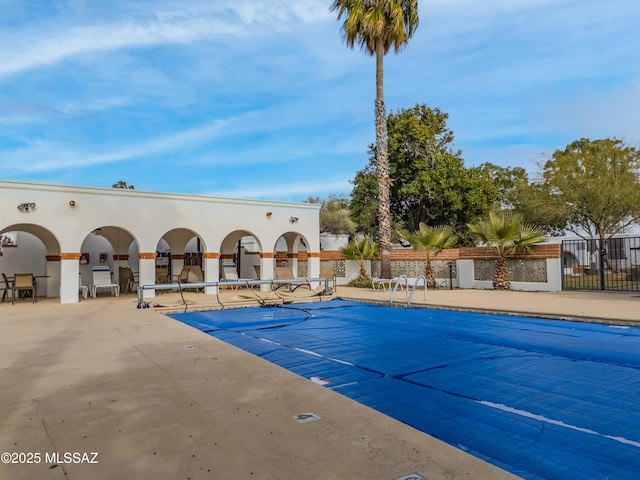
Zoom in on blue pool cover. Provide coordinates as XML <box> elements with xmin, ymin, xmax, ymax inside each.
<box><xmin>170</xmin><ymin>299</ymin><xmax>640</xmax><ymax>479</ymax></box>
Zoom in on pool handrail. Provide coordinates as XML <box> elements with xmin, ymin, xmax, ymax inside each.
<box><xmin>389</xmin><ymin>275</ymin><xmax>409</xmax><ymax>306</ymax></box>
<box><xmin>407</xmin><ymin>275</ymin><xmax>428</xmax><ymax>307</ymax></box>
<box><xmin>136</xmin><ymin>277</ymin><xmax>332</xmax><ymax>307</ymax></box>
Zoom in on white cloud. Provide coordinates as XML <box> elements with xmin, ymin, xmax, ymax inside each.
<box><xmin>1</xmin><ymin>0</ymin><xmax>638</xmax><ymax>199</ymax></box>
<box><xmin>0</xmin><ymin>1</ymin><xmax>335</xmax><ymax>78</ymax></box>
<box><xmin>0</xmin><ymin>18</ymin><xmax>237</xmax><ymax>78</ymax></box>
<box><xmin>3</xmin><ymin>117</ymin><xmax>233</xmax><ymax>172</ymax></box>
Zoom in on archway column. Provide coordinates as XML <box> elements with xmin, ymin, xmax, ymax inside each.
<box><xmin>259</xmin><ymin>252</ymin><xmax>275</xmax><ymax>291</ymax></box>
<box><xmin>138</xmin><ymin>252</ymin><xmax>157</xmax><ymax>298</ymax></box>
<box><xmin>203</xmin><ymin>252</ymin><xmax>220</xmax><ymax>294</ymax></box>
<box><xmin>59</xmin><ymin>253</ymin><xmax>80</xmax><ymax>304</ymax></box>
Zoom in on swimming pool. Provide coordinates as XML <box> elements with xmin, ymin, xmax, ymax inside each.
<box><xmin>171</xmin><ymin>299</ymin><xmax>640</xmax><ymax>479</ymax></box>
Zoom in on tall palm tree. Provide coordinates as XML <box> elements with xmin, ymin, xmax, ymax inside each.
<box><xmin>468</xmin><ymin>211</ymin><xmax>546</xmax><ymax>290</ymax></box>
<box><xmin>399</xmin><ymin>223</ymin><xmax>457</xmax><ymax>288</ymax></box>
<box><xmin>340</xmin><ymin>237</ymin><xmax>380</xmax><ymax>281</ymax></box>
<box><xmin>331</xmin><ymin>0</ymin><xmax>419</xmax><ymax>279</ymax></box>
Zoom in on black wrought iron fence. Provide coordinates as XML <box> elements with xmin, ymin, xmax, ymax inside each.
<box><xmin>561</xmin><ymin>236</ymin><xmax>640</xmax><ymax>291</ymax></box>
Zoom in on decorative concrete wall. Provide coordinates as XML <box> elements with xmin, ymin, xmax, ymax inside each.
<box><xmin>319</xmin><ymin>244</ymin><xmax>562</xmax><ymax>291</ymax></box>
<box><xmin>456</xmin><ymin>244</ymin><xmax>561</xmax><ymax>291</ymax></box>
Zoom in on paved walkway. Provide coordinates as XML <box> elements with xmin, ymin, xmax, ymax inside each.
<box><xmin>1</xmin><ymin>288</ymin><xmax>638</xmax><ymax>479</ymax></box>
<box><xmin>338</xmin><ymin>286</ymin><xmax>640</xmax><ymax>324</ymax></box>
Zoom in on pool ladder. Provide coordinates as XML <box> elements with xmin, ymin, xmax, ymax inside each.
<box><xmin>389</xmin><ymin>274</ymin><xmax>427</xmax><ymax>307</ymax></box>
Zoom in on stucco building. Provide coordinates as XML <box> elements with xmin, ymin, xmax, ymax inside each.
<box><xmin>1</xmin><ymin>180</ymin><xmax>320</xmax><ymax>304</ymax></box>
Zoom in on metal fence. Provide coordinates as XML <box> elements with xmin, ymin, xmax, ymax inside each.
<box><xmin>561</xmin><ymin>236</ymin><xmax>640</xmax><ymax>291</ymax></box>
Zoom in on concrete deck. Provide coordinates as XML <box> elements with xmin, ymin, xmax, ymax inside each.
<box><xmin>1</xmin><ymin>287</ymin><xmax>638</xmax><ymax>479</ymax></box>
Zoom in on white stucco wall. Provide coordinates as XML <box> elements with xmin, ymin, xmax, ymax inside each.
<box><xmin>1</xmin><ymin>181</ymin><xmax>320</xmax><ymax>304</ymax></box>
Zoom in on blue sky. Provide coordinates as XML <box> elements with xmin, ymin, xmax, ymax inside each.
<box><xmin>1</xmin><ymin>0</ymin><xmax>639</xmax><ymax>201</ymax></box>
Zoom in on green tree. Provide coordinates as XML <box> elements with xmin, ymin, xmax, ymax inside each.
<box><xmin>531</xmin><ymin>138</ymin><xmax>640</xmax><ymax>241</ymax></box>
<box><xmin>476</xmin><ymin>163</ymin><xmax>529</xmax><ymax>210</ymax></box>
<box><xmin>331</xmin><ymin>0</ymin><xmax>419</xmax><ymax>279</ymax></box>
<box><xmin>509</xmin><ymin>181</ymin><xmax>569</xmax><ymax>236</ymax></box>
<box><xmin>306</xmin><ymin>195</ymin><xmax>357</xmax><ymax>235</ymax></box>
<box><xmin>340</xmin><ymin>237</ymin><xmax>380</xmax><ymax>281</ymax></box>
<box><xmin>350</xmin><ymin>104</ymin><xmax>500</xmax><ymax>244</ymax></box>
<box><xmin>398</xmin><ymin>223</ymin><xmax>457</xmax><ymax>288</ymax></box>
<box><xmin>112</xmin><ymin>180</ymin><xmax>135</xmax><ymax>189</ymax></box>
<box><xmin>349</xmin><ymin>168</ymin><xmax>379</xmax><ymax>238</ymax></box>
<box><xmin>468</xmin><ymin>211</ymin><xmax>546</xmax><ymax>290</ymax></box>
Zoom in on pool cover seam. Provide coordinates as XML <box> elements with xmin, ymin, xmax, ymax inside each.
<box><xmin>479</xmin><ymin>401</ymin><xmax>640</xmax><ymax>449</ymax></box>
<box><xmin>245</xmin><ymin>329</ymin><xmax>640</xmax><ymax>453</ymax></box>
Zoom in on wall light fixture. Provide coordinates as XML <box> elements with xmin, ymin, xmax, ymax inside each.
<box><xmin>17</xmin><ymin>202</ymin><xmax>36</xmax><ymax>212</ymax></box>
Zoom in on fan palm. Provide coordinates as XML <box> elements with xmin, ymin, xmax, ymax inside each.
<box><xmin>331</xmin><ymin>0</ymin><xmax>419</xmax><ymax>279</ymax></box>
<box><xmin>468</xmin><ymin>211</ymin><xmax>546</xmax><ymax>290</ymax></box>
<box><xmin>340</xmin><ymin>237</ymin><xmax>380</xmax><ymax>281</ymax></box>
<box><xmin>399</xmin><ymin>223</ymin><xmax>457</xmax><ymax>288</ymax></box>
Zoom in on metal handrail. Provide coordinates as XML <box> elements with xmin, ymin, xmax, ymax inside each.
<box><xmin>389</xmin><ymin>275</ymin><xmax>409</xmax><ymax>306</ymax></box>
<box><xmin>407</xmin><ymin>275</ymin><xmax>428</xmax><ymax>307</ymax></box>
<box><xmin>136</xmin><ymin>277</ymin><xmax>331</xmax><ymax>307</ymax></box>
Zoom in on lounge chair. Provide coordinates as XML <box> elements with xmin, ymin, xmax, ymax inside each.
<box><xmin>176</xmin><ymin>265</ymin><xmax>204</xmax><ymax>291</ymax></box>
<box><xmin>221</xmin><ymin>263</ymin><xmax>253</xmax><ymax>289</ymax></box>
<box><xmin>177</xmin><ymin>265</ymin><xmax>204</xmax><ymax>283</ymax></box>
<box><xmin>274</xmin><ymin>266</ymin><xmax>310</xmax><ymax>292</ymax></box>
<box><xmin>90</xmin><ymin>266</ymin><xmax>120</xmax><ymax>298</ymax></box>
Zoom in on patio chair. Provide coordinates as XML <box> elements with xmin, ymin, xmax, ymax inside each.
<box><xmin>78</xmin><ymin>272</ymin><xmax>88</xmax><ymax>300</ymax></box>
<box><xmin>12</xmin><ymin>273</ymin><xmax>36</xmax><ymax>304</ymax></box>
<box><xmin>119</xmin><ymin>266</ymin><xmax>138</xmax><ymax>294</ymax></box>
<box><xmin>372</xmin><ymin>277</ymin><xmax>405</xmax><ymax>292</ymax></box>
<box><xmin>156</xmin><ymin>267</ymin><xmax>169</xmax><ymax>284</ymax></box>
<box><xmin>320</xmin><ymin>267</ymin><xmax>336</xmax><ymax>293</ymax></box>
<box><xmin>90</xmin><ymin>266</ymin><xmax>120</xmax><ymax>298</ymax></box>
<box><xmin>1</xmin><ymin>273</ymin><xmax>12</xmax><ymax>303</ymax></box>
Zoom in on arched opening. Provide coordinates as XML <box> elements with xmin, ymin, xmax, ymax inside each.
<box><xmin>1</xmin><ymin>224</ymin><xmax>61</xmax><ymax>300</ymax></box>
<box><xmin>274</xmin><ymin>231</ymin><xmax>309</xmax><ymax>277</ymax></box>
<box><xmin>156</xmin><ymin>228</ymin><xmax>206</xmax><ymax>284</ymax></box>
<box><xmin>220</xmin><ymin>231</ymin><xmax>262</xmax><ymax>281</ymax></box>
<box><xmin>80</xmin><ymin>226</ymin><xmax>139</xmax><ymax>295</ymax></box>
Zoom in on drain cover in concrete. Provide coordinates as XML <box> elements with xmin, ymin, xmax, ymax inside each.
<box><xmin>292</xmin><ymin>413</ymin><xmax>321</xmax><ymax>423</ymax></box>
